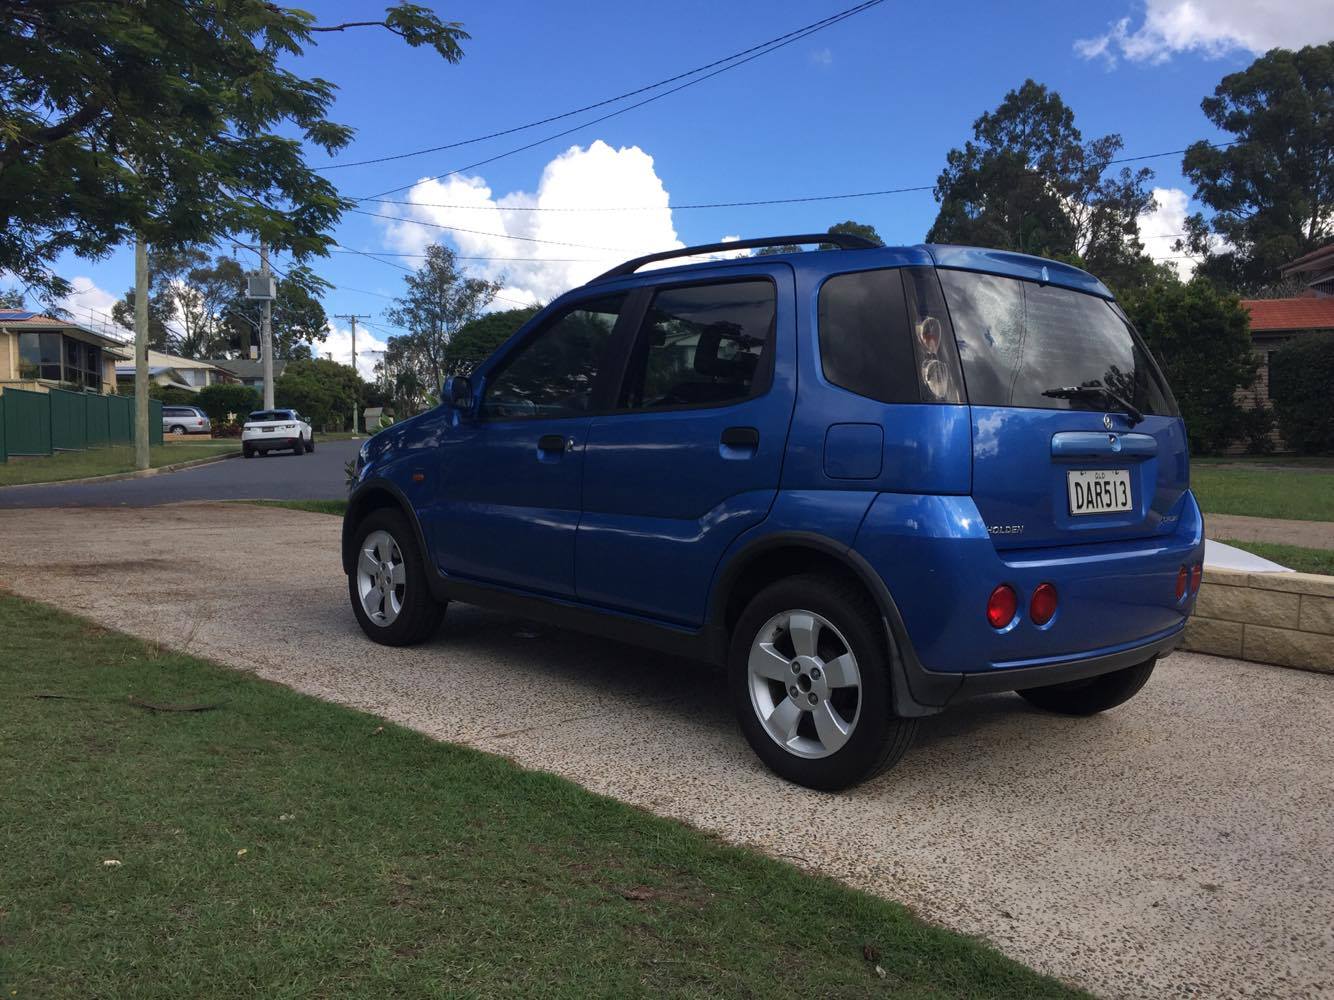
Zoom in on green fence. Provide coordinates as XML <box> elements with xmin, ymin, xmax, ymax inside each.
<box><xmin>0</xmin><ymin>388</ymin><xmax>162</xmax><ymax>463</ymax></box>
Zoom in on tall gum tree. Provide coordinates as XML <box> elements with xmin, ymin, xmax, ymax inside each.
<box><xmin>0</xmin><ymin>2</ymin><xmax>468</xmax><ymax>300</ymax></box>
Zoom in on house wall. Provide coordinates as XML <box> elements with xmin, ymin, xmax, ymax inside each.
<box><xmin>0</xmin><ymin>330</ymin><xmax>15</xmax><ymax>382</ymax></box>
<box><xmin>1229</xmin><ymin>333</ymin><xmax>1295</xmax><ymax>454</ymax></box>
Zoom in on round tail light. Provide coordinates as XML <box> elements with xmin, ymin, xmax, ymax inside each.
<box><xmin>1176</xmin><ymin>566</ymin><xmax>1189</xmax><ymax>601</ymax></box>
<box><xmin>1030</xmin><ymin>582</ymin><xmax>1058</xmax><ymax>626</ymax></box>
<box><xmin>916</xmin><ymin>316</ymin><xmax>942</xmax><ymax>353</ymax></box>
<box><xmin>986</xmin><ymin>584</ymin><xmax>1018</xmax><ymax>629</ymax></box>
<box><xmin>1190</xmin><ymin>563</ymin><xmax>1203</xmax><ymax>594</ymax></box>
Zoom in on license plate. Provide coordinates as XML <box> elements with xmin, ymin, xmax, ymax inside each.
<box><xmin>1067</xmin><ymin>469</ymin><xmax>1132</xmax><ymax>515</ymax></box>
<box><xmin>262</xmin><ymin>427</ymin><xmax>274</xmax><ymax>433</ymax></box>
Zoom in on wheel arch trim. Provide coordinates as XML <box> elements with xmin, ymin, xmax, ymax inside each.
<box><xmin>341</xmin><ymin>479</ymin><xmax>436</xmax><ymax>592</ymax></box>
<box><xmin>706</xmin><ymin>530</ymin><xmax>955</xmax><ymax>715</ymax></box>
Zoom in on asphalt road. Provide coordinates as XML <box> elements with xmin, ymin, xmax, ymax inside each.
<box><xmin>0</xmin><ymin>438</ymin><xmax>359</xmax><ymax>507</ymax></box>
<box><xmin>2</xmin><ymin>501</ymin><xmax>1329</xmax><ymax>1000</ymax></box>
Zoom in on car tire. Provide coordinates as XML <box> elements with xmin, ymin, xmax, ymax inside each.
<box><xmin>347</xmin><ymin>508</ymin><xmax>445</xmax><ymax>647</ymax></box>
<box><xmin>242</xmin><ymin>445</ymin><xmax>253</xmax><ymax>459</ymax></box>
<box><xmin>728</xmin><ymin>573</ymin><xmax>916</xmax><ymax>791</ymax></box>
<box><xmin>169</xmin><ymin>424</ymin><xmax>186</xmax><ymax>435</ymax></box>
<box><xmin>1017</xmin><ymin>658</ymin><xmax>1156</xmax><ymax>716</ymax></box>
<box><xmin>293</xmin><ymin>440</ymin><xmax>304</xmax><ymax>455</ymax></box>
<box><xmin>306</xmin><ymin>434</ymin><xmax>315</xmax><ymax>453</ymax></box>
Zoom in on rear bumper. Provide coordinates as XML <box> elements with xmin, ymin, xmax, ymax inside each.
<box><xmin>936</xmin><ymin>622</ymin><xmax>1183</xmax><ymax>700</ymax></box>
<box><xmin>245</xmin><ymin>436</ymin><xmax>300</xmax><ymax>450</ymax></box>
<box><xmin>851</xmin><ymin>489</ymin><xmax>1205</xmax><ymax>714</ymax></box>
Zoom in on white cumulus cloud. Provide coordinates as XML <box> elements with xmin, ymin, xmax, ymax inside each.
<box><xmin>59</xmin><ymin>276</ymin><xmax>126</xmax><ymax>335</ymax></box>
<box><xmin>1138</xmin><ymin>186</ymin><xmax>1196</xmax><ymax>277</ymax></box>
<box><xmin>1076</xmin><ymin>0</ymin><xmax>1334</xmax><ymax>64</ymax></box>
<box><xmin>377</xmin><ymin>140</ymin><xmax>686</xmax><ymax>306</ymax></box>
<box><xmin>319</xmin><ymin>320</ymin><xmax>388</xmax><ymax>381</ymax></box>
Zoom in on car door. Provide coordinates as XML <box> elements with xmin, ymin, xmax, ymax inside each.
<box><xmin>575</xmin><ymin>267</ymin><xmax>796</xmax><ymax>625</ymax></box>
<box><xmin>427</xmin><ymin>292</ymin><xmax>631</xmax><ymax>597</ymax></box>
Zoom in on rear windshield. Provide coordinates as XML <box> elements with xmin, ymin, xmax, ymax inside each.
<box><xmin>937</xmin><ymin>270</ymin><xmax>1177</xmax><ymax>415</ymax></box>
<box><xmin>248</xmin><ymin>410</ymin><xmax>294</xmax><ymax>422</ymax></box>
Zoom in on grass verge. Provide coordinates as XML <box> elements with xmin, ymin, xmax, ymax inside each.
<box><xmin>0</xmin><ymin>592</ymin><xmax>1082</xmax><ymax>999</ymax></box>
<box><xmin>0</xmin><ymin>441</ymin><xmax>234</xmax><ymax>487</ymax></box>
<box><xmin>1190</xmin><ymin>465</ymin><xmax>1334</xmax><ymax>522</ymax></box>
<box><xmin>249</xmin><ymin>498</ymin><xmax>349</xmax><ymax>516</ymax></box>
<box><xmin>1219</xmin><ymin>539</ymin><xmax>1334</xmax><ymax>576</ymax></box>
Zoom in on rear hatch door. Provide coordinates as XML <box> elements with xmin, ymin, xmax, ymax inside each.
<box><xmin>936</xmin><ymin>267</ymin><xmax>1188</xmax><ymax>551</ymax></box>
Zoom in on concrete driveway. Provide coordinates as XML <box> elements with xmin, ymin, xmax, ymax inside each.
<box><xmin>0</xmin><ymin>502</ymin><xmax>1329</xmax><ymax>1000</ymax></box>
<box><xmin>0</xmin><ymin>439</ymin><xmax>359</xmax><ymax>507</ymax></box>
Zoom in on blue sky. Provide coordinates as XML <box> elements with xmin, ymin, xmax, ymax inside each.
<box><xmin>48</xmin><ymin>0</ymin><xmax>1334</xmax><ymax>371</ymax></box>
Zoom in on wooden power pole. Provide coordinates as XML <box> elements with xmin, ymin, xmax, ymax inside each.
<box><xmin>335</xmin><ymin>313</ymin><xmax>369</xmax><ymax>436</ymax></box>
<box><xmin>133</xmin><ymin>236</ymin><xmax>150</xmax><ymax>471</ymax></box>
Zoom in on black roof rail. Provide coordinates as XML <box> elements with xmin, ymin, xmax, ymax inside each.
<box><xmin>590</xmin><ymin>233</ymin><xmax>881</xmax><ymax>283</ymax></box>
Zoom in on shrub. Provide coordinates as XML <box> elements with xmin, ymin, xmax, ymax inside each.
<box><xmin>196</xmin><ymin>382</ymin><xmax>260</xmax><ymax>424</ymax></box>
<box><xmin>1120</xmin><ymin>276</ymin><xmax>1257</xmax><ymax>454</ymax></box>
<box><xmin>1270</xmin><ymin>332</ymin><xmax>1334</xmax><ymax>453</ymax></box>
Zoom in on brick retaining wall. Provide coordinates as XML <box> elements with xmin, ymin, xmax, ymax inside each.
<box><xmin>1184</xmin><ymin>568</ymin><xmax>1334</xmax><ymax>673</ymax></box>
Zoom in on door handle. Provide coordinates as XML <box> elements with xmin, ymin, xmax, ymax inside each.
<box><xmin>537</xmin><ymin>434</ymin><xmax>574</xmax><ymax>454</ymax></box>
<box><xmin>721</xmin><ymin>426</ymin><xmax>759</xmax><ymax>448</ymax></box>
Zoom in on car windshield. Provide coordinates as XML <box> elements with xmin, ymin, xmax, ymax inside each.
<box><xmin>937</xmin><ymin>269</ymin><xmax>1178</xmax><ymax>416</ymax></box>
<box><xmin>248</xmin><ymin>410</ymin><xmax>293</xmax><ymax>423</ymax></box>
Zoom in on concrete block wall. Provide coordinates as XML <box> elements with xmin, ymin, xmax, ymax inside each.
<box><xmin>1184</xmin><ymin>568</ymin><xmax>1334</xmax><ymax>673</ymax></box>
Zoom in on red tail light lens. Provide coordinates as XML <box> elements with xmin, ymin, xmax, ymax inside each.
<box><xmin>1176</xmin><ymin>566</ymin><xmax>1189</xmax><ymax>601</ymax></box>
<box><xmin>986</xmin><ymin>584</ymin><xmax>1018</xmax><ymax>629</ymax></box>
<box><xmin>1030</xmin><ymin>583</ymin><xmax>1058</xmax><ymax>626</ymax></box>
<box><xmin>1190</xmin><ymin>563</ymin><xmax>1203</xmax><ymax>594</ymax></box>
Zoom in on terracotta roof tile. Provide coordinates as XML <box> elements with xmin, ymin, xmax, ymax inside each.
<box><xmin>1240</xmin><ymin>297</ymin><xmax>1334</xmax><ymax>332</ymax></box>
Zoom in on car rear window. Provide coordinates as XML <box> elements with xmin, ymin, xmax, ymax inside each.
<box><xmin>248</xmin><ymin>410</ymin><xmax>294</xmax><ymax>422</ymax></box>
<box><xmin>937</xmin><ymin>270</ymin><xmax>1177</xmax><ymax>415</ymax></box>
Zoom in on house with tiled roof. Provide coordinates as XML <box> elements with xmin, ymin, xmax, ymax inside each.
<box><xmin>1238</xmin><ymin>280</ymin><xmax>1334</xmax><ymax>452</ymax></box>
<box><xmin>113</xmin><ymin>349</ymin><xmax>236</xmax><ymax>393</ymax></box>
<box><xmin>0</xmin><ymin>310</ymin><xmax>129</xmax><ymax>395</ymax></box>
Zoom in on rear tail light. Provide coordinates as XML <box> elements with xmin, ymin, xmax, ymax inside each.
<box><xmin>903</xmin><ymin>268</ymin><xmax>963</xmax><ymax>404</ymax></box>
<box><xmin>986</xmin><ymin>584</ymin><xmax>1018</xmax><ymax>629</ymax></box>
<box><xmin>1176</xmin><ymin>566</ymin><xmax>1189</xmax><ymax>601</ymax></box>
<box><xmin>1190</xmin><ymin>563</ymin><xmax>1203</xmax><ymax>594</ymax></box>
<box><xmin>1030</xmin><ymin>583</ymin><xmax>1058</xmax><ymax>626</ymax></box>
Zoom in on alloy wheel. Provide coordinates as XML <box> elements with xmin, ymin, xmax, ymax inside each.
<box><xmin>356</xmin><ymin>529</ymin><xmax>407</xmax><ymax>626</ymax></box>
<box><xmin>746</xmin><ymin>609</ymin><xmax>862</xmax><ymax>759</ymax></box>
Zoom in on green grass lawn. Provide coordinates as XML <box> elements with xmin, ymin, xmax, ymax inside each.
<box><xmin>1219</xmin><ymin>539</ymin><xmax>1334</xmax><ymax>576</ymax></box>
<box><xmin>1190</xmin><ymin>465</ymin><xmax>1334</xmax><ymax>522</ymax></box>
<box><xmin>250</xmin><ymin>498</ymin><xmax>349</xmax><ymax>516</ymax></box>
<box><xmin>0</xmin><ymin>441</ymin><xmax>235</xmax><ymax>487</ymax></box>
<box><xmin>0</xmin><ymin>593</ymin><xmax>1082</xmax><ymax>999</ymax></box>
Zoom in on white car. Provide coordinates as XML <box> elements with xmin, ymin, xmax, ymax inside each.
<box><xmin>241</xmin><ymin>408</ymin><xmax>314</xmax><ymax>457</ymax></box>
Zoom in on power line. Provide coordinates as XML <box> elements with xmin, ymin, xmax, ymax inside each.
<box><xmin>321</xmin><ymin>0</ymin><xmax>886</xmax><ymax>174</ymax></box>
<box><xmin>332</xmin><ymin>247</ymin><xmax>598</xmax><ymax>262</ymax></box>
<box><xmin>352</xmin><ymin>140</ymin><xmax>1239</xmax><ymax>215</ymax></box>
<box><xmin>348</xmin><ymin>207</ymin><xmax>634</xmax><ymax>250</ymax></box>
<box><xmin>358</xmin><ymin>1</ymin><xmax>887</xmax><ymax>201</ymax></box>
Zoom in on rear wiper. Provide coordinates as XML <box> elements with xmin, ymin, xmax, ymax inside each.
<box><xmin>1042</xmin><ymin>380</ymin><xmax>1144</xmax><ymax>425</ymax></box>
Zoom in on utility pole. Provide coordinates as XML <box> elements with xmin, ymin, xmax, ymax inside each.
<box><xmin>133</xmin><ymin>235</ymin><xmax>150</xmax><ymax>471</ymax></box>
<box><xmin>260</xmin><ymin>242</ymin><xmax>274</xmax><ymax>409</ymax></box>
<box><xmin>335</xmin><ymin>313</ymin><xmax>369</xmax><ymax>436</ymax></box>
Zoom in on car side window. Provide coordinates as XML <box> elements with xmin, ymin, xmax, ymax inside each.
<box><xmin>481</xmin><ymin>294</ymin><xmax>625</xmax><ymax>420</ymax></box>
<box><xmin>617</xmin><ymin>279</ymin><xmax>775</xmax><ymax>410</ymax></box>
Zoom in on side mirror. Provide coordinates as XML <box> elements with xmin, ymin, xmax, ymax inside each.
<box><xmin>442</xmin><ymin>375</ymin><xmax>473</xmax><ymax>412</ymax></box>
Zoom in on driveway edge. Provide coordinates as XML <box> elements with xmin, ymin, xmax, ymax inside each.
<box><xmin>0</xmin><ymin>450</ymin><xmax>239</xmax><ymax>490</ymax></box>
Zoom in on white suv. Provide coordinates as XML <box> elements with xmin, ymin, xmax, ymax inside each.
<box><xmin>241</xmin><ymin>409</ymin><xmax>313</xmax><ymax>457</ymax></box>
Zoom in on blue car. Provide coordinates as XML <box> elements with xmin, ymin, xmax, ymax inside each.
<box><xmin>344</xmin><ymin>234</ymin><xmax>1204</xmax><ymax>790</ymax></box>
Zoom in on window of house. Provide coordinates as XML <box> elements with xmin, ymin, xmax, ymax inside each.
<box><xmin>617</xmin><ymin>280</ymin><xmax>775</xmax><ymax>410</ymax></box>
<box><xmin>18</xmin><ymin>332</ymin><xmax>62</xmax><ymax>381</ymax></box>
<box><xmin>85</xmin><ymin>345</ymin><xmax>102</xmax><ymax>391</ymax></box>
<box><xmin>481</xmin><ymin>294</ymin><xmax>626</xmax><ymax>420</ymax></box>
